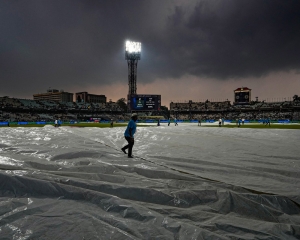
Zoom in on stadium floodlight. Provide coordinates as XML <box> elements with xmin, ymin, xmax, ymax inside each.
<box><xmin>125</xmin><ymin>41</ymin><xmax>141</xmax><ymax>60</ymax></box>
<box><xmin>125</xmin><ymin>41</ymin><xmax>141</xmax><ymax>53</ymax></box>
<box><xmin>125</xmin><ymin>40</ymin><xmax>141</xmax><ymax>100</ymax></box>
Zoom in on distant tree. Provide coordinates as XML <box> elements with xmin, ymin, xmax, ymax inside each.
<box><xmin>160</xmin><ymin>106</ymin><xmax>168</xmax><ymax>111</ymax></box>
<box><xmin>160</xmin><ymin>105</ymin><xmax>170</xmax><ymax>118</ymax></box>
<box><xmin>116</xmin><ymin>98</ymin><xmax>127</xmax><ymax>112</ymax></box>
<box><xmin>293</xmin><ymin>95</ymin><xmax>299</xmax><ymax>101</ymax></box>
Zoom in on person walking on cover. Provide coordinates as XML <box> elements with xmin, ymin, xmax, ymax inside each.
<box><xmin>198</xmin><ymin>117</ymin><xmax>201</xmax><ymax>126</ymax></box>
<box><xmin>267</xmin><ymin>117</ymin><xmax>271</xmax><ymax>126</ymax></box>
<box><xmin>121</xmin><ymin>113</ymin><xmax>138</xmax><ymax>158</ymax></box>
<box><xmin>174</xmin><ymin>118</ymin><xmax>178</xmax><ymax>126</ymax></box>
<box><xmin>168</xmin><ymin>118</ymin><xmax>170</xmax><ymax>126</ymax></box>
<box><xmin>238</xmin><ymin>118</ymin><xmax>241</xmax><ymax>127</ymax></box>
<box><xmin>58</xmin><ymin>118</ymin><xmax>61</xmax><ymax>127</ymax></box>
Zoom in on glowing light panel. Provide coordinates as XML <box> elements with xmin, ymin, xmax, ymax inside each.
<box><xmin>126</xmin><ymin>41</ymin><xmax>141</xmax><ymax>53</ymax></box>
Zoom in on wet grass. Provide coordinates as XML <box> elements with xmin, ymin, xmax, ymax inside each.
<box><xmin>62</xmin><ymin>123</ymin><xmax>128</xmax><ymax>128</ymax></box>
<box><xmin>0</xmin><ymin>123</ymin><xmax>153</xmax><ymax>128</ymax></box>
<box><xmin>2</xmin><ymin>122</ymin><xmax>299</xmax><ymax>129</ymax></box>
<box><xmin>205</xmin><ymin>124</ymin><xmax>300</xmax><ymax>130</ymax></box>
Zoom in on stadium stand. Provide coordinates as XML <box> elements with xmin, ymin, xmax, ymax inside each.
<box><xmin>0</xmin><ymin>97</ymin><xmax>22</xmax><ymax>108</ymax></box>
<box><xmin>38</xmin><ymin>100</ymin><xmax>58</xmax><ymax>108</ymax></box>
<box><xmin>38</xmin><ymin>114</ymin><xmax>54</xmax><ymax>121</ymax></box>
<box><xmin>171</xmin><ymin>111</ymin><xmax>296</xmax><ymax>121</ymax></box>
<box><xmin>170</xmin><ymin>99</ymin><xmax>300</xmax><ymax>121</ymax></box>
<box><xmin>19</xmin><ymin>99</ymin><xmax>41</xmax><ymax>108</ymax></box>
<box><xmin>1</xmin><ymin>96</ymin><xmax>300</xmax><ymax>122</ymax></box>
<box><xmin>0</xmin><ymin>97</ymin><xmax>128</xmax><ymax>122</ymax></box>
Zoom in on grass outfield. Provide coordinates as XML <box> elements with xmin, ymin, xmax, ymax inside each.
<box><xmin>0</xmin><ymin>123</ymin><xmax>153</xmax><ymax>128</ymax></box>
<box><xmin>205</xmin><ymin>124</ymin><xmax>300</xmax><ymax>130</ymax></box>
<box><xmin>1</xmin><ymin>122</ymin><xmax>300</xmax><ymax>129</ymax></box>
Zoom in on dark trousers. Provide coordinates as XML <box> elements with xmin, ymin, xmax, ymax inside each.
<box><xmin>123</xmin><ymin>137</ymin><xmax>134</xmax><ymax>156</ymax></box>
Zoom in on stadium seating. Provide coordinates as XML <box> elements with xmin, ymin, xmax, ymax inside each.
<box><xmin>1</xmin><ymin>96</ymin><xmax>300</xmax><ymax>122</ymax></box>
<box><xmin>38</xmin><ymin>114</ymin><xmax>54</xmax><ymax>121</ymax></box>
<box><xmin>39</xmin><ymin>100</ymin><xmax>58</xmax><ymax>108</ymax></box>
<box><xmin>19</xmin><ymin>99</ymin><xmax>41</xmax><ymax>108</ymax></box>
<box><xmin>0</xmin><ymin>97</ymin><xmax>22</xmax><ymax>108</ymax></box>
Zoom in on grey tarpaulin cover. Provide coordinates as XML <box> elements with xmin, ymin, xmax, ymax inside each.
<box><xmin>0</xmin><ymin>124</ymin><xmax>300</xmax><ymax>239</ymax></box>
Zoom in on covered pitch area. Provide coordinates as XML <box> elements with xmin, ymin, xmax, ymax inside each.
<box><xmin>0</xmin><ymin>124</ymin><xmax>299</xmax><ymax>239</ymax></box>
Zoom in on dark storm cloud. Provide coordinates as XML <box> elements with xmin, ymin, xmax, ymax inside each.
<box><xmin>0</xmin><ymin>0</ymin><xmax>166</xmax><ymax>95</ymax></box>
<box><xmin>155</xmin><ymin>0</ymin><xmax>300</xmax><ymax>79</ymax></box>
<box><xmin>0</xmin><ymin>0</ymin><xmax>300</xmax><ymax>97</ymax></box>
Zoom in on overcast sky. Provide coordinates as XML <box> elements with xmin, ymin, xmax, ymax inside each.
<box><xmin>1</xmin><ymin>0</ymin><xmax>300</xmax><ymax>106</ymax></box>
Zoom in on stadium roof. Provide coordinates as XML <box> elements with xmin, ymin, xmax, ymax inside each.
<box><xmin>234</xmin><ymin>87</ymin><xmax>251</xmax><ymax>92</ymax></box>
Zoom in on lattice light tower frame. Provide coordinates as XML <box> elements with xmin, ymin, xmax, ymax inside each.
<box><xmin>125</xmin><ymin>41</ymin><xmax>141</xmax><ymax>96</ymax></box>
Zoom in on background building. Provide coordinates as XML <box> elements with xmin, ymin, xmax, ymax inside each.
<box><xmin>33</xmin><ymin>89</ymin><xmax>73</xmax><ymax>102</ymax></box>
<box><xmin>75</xmin><ymin>92</ymin><xmax>106</xmax><ymax>103</ymax></box>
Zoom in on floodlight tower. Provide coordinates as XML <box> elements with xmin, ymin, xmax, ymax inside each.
<box><xmin>125</xmin><ymin>41</ymin><xmax>141</xmax><ymax>95</ymax></box>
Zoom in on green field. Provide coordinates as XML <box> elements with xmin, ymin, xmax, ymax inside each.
<box><xmin>1</xmin><ymin>122</ymin><xmax>300</xmax><ymax>130</ymax></box>
<box><xmin>0</xmin><ymin>123</ymin><xmax>127</xmax><ymax>128</ymax></box>
<box><xmin>205</xmin><ymin>124</ymin><xmax>300</xmax><ymax>130</ymax></box>
<box><xmin>0</xmin><ymin>123</ymin><xmax>154</xmax><ymax>128</ymax></box>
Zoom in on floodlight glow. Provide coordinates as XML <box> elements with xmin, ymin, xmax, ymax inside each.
<box><xmin>126</xmin><ymin>41</ymin><xmax>141</xmax><ymax>53</ymax></box>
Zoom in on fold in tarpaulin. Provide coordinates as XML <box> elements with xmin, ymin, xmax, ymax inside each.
<box><xmin>0</xmin><ymin>124</ymin><xmax>299</xmax><ymax>239</ymax></box>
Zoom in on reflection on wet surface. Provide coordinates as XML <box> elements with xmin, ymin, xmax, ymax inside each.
<box><xmin>0</xmin><ymin>156</ymin><xmax>24</xmax><ymax>166</ymax></box>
